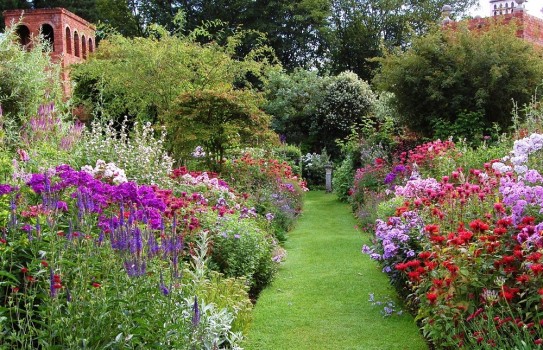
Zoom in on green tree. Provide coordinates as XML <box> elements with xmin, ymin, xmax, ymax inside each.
<box><xmin>311</xmin><ymin>71</ymin><xmax>376</xmax><ymax>157</ymax></box>
<box><xmin>326</xmin><ymin>0</ymin><xmax>477</xmax><ymax>80</ymax></box>
<box><xmin>374</xmin><ymin>22</ymin><xmax>543</xmax><ymax>137</ymax></box>
<box><xmin>90</xmin><ymin>0</ymin><xmax>329</xmax><ymax>70</ymax></box>
<box><xmin>163</xmin><ymin>89</ymin><xmax>277</xmax><ymax>170</ymax></box>
<box><xmin>71</xmin><ymin>24</ymin><xmax>278</xmax><ymax>123</ymax></box>
<box><xmin>94</xmin><ymin>0</ymin><xmax>141</xmax><ymax>37</ymax></box>
<box><xmin>264</xmin><ymin>68</ymin><xmax>329</xmax><ymax>151</ymax></box>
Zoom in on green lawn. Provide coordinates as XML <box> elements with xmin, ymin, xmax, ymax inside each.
<box><xmin>243</xmin><ymin>191</ymin><xmax>428</xmax><ymax>350</ymax></box>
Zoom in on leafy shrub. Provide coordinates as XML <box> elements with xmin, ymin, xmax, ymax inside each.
<box><xmin>333</xmin><ymin>154</ymin><xmax>355</xmax><ymax>201</ymax></box>
<box><xmin>431</xmin><ymin>110</ymin><xmax>487</xmax><ymax>146</ymax></box>
<box><xmin>72</xmin><ymin>27</ymin><xmax>277</xmax><ymax>124</ymax></box>
<box><xmin>221</xmin><ymin>153</ymin><xmax>306</xmax><ymax>240</ymax></box>
<box><xmin>264</xmin><ymin>68</ymin><xmax>329</xmax><ymax>150</ymax></box>
<box><xmin>0</xmin><ymin>26</ymin><xmax>64</xmax><ymax>133</ymax></box>
<box><xmin>375</xmin><ymin>21</ymin><xmax>543</xmax><ymax>137</ymax></box>
<box><xmin>194</xmin><ymin>272</ymin><xmax>253</xmax><ymax>334</ymax></box>
<box><xmin>312</xmin><ymin>71</ymin><xmax>377</xmax><ymax>157</ymax></box>
<box><xmin>210</xmin><ymin>219</ymin><xmax>277</xmax><ymax>296</ymax></box>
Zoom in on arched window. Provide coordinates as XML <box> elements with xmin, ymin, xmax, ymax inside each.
<box><xmin>16</xmin><ymin>25</ymin><xmax>31</xmax><ymax>47</ymax></box>
<box><xmin>40</xmin><ymin>24</ymin><xmax>54</xmax><ymax>52</ymax></box>
<box><xmin>88</xmin><ymin>38</ymin><xmax>93</xmax><ymax>53</ymax></box>
<box><xmin>66</xmin><ymin>27</ymin><xmax>72</xmax><ymax>54</ymax></box>
<box><xmin>74</xmin><ymin>31</ymin><xmax>80</xmax><ymax>57</ymax></box>
<box><xmin>82</xmin><ymin>34</ymin><xmax>87</xmax><ymax>58</ymax></box>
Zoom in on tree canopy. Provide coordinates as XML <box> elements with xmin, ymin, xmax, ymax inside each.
<box><xmin>2</xmin><ymin>0</ymin><xmax>478</xmax><ymax>79</ymax></box>
<box><xmin>374</xmin><ymin>21</ymin><xmax>543</xmax><ymax>137</ymax></box>
<box><xmin>163</xmin><ymin>89</ymin><xmax>277</xmax><ymax>170</ymax></box>
<box><xmin>71</xmin><ymin>24</ymin><xmax>278</xmax><ymax>123</ymax></box>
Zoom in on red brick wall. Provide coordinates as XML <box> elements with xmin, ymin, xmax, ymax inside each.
<box><xmin>461</xmin><ymin>11</ymin><xmax>543</xmax><ymax>47</ymax></box>
<box><xmin>3</xmin><ymin>8</ymin><xmax>96</xmax><ymax>96</ymax></box>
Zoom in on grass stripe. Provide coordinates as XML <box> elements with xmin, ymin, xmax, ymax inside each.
<box><xmin>243</xmin><ymin>191</ymin><xmax>428</xmax><ymax>350</ymax></box>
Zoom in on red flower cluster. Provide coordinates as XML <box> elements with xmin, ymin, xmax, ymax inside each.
<box><xmin>399</xmin><ymin>139</ymin><xmax>457</xmax><ymax>172</ymax></box>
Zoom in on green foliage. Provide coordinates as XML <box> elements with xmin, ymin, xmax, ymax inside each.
<box><xmin>72</xmin><ymin>26</ymin><xmax>278</xmax><ymax>124</ymax></box>
<box><xmin>312</xmin><ymin>71</ymin><xmax>377</xmax><ymax>157</ymax></box>
<box><xmin>0</xmin><ymin>152</ymin><xmax>12</xmax><ymax>183</ymax></box>
<box><xmin>332</xmin><ymin>154</ymin><xmax>355</xmax><ymax>202</ymax></box>
<box><xmin>163</xmin><ymin>89</ymin><xmax>276</xmax><ymax>171</ymax></box>
<box><xmin>193</xmin><ymin>272</ymin><xmax>253</xmax><ymax>334</ymax></box>
<box><xmin>431</xmin><ymin>110</ymin><xmax>486</xmax><ymax>146</ymax></box>
<box><xmin>326</xmin><ymin>0</ymin><xmax>477</xmax><ymax>80</ymax></box>
<box><xmin>210</xmin><ymin>219</ymin><xmax>277</xmax><ymax>296</ymax></box>
<box><xmin>375</xmin><ymin>22</ymin><xmax>543</xmax><ymax>137</ymax></box>
<box><xmin>0</xmin><ymin>26</ymin><xmax>64</xmax><ymax>134</ymax></box>
<box><xmin>163</xmin><ymin>0</ymin><xmax>330</xmax><ymax>70</ymax></box>
<box><xmin>264</xmin><ymin>68</ymin><xmax>329</xmax><ymax>150</ymax></box>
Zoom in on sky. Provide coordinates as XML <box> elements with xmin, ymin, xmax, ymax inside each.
<box><xmin>469</xmin><ymin>0</ymin><xmax>543</xmax><ymax>19</ymax></box>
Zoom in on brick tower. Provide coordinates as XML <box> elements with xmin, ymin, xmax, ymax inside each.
<box><xmin>3</xmin><ymin>8</ymin><xmax>96</xmax><ymax>96</ymax></box>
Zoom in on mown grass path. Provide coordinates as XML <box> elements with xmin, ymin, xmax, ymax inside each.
<box><xmin>243</xmin><ymin>191</ymin><xmax>428</xmax><ymax>350</ymax></box>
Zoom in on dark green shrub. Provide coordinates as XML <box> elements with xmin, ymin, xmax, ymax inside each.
<box><xmin>375</xmin><ymin>21</ymin><xmax>543</xmax><ymax>137</ymax></box>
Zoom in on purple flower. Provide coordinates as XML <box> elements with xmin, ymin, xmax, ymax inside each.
<box><xmin>0</xmin><ymin>184</ymin><xmax>15</xmax><ymax>195</ymax></box>
<box><xmin>27</xmin><ymin>173</ymin><xmax>46</xmax><ymax>194</ymax></box>
<box><xmin>265</xmin><ymin>212</ymin><xmax>275</xmax><ymax>221</ymax></box>
<box><xmin>56</xmin><ymin>201</ymin><xmax>68</xmax><ymax>212</ymax></box>
<box><xmin>159</xmin><ymin>273</ymin><xmax>170</xmax><ymax>296</ymax></box>
<box><xmin>393</xmin><ymin>165</ymin><xmax>406</xmax><ymax>173</ymax></box>
<box><xmin>370</xmin><ymin>253</ymin><xmax>382</xmax><ymax>261</ymax></box>
<box><xmin>192</xmin><ymin>296</ymin><xmax>200</xmax><ymax>327</ymax></box>
<box><xmin>49</xmin><ymin>268</ymin><xmax>57</xmax><ymax>298</ymax></box>
<box><xmin>234</xmin><ymin>234</ymin><xmax>240</xmax><ymax>239</ymax></box>
<box><xmin>383</xmin><ymin>306</ymin><xmax>394</xmax><ymax>316</ymax></box>
<box><xmin>129</xmin><ymin>227</ymin><xmax>143</xmax><ymax>255</ymax></box>
<box><xmin>147</xmin><ymin>232</ymin><xmax>159</xmax><ymax>258</ymax></box>
<box><xmin>384</xmin><ymin>172</ymin><xmax>397</xmax><ymax>185</ymax></box>
<box><xmin>123</xmin><ymin>259</ymin><xmax>146</xmax><ymax>277</ymax></box>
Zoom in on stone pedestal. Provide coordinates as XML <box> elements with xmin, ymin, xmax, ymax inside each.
<box><xmin>325</xmin><ymin>163</ymin><xmax>333</xmax><ymax>193</ymax></box>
